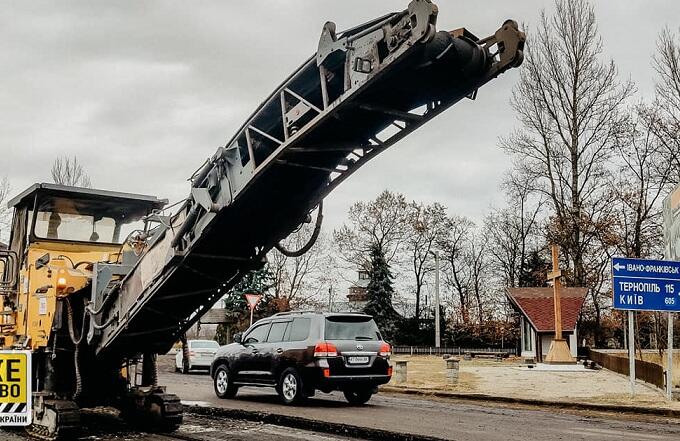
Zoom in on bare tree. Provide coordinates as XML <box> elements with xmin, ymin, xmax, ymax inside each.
<box><xmin>405</xmin><ymin>201</ymin><xmax>450</xmax><ymax>320</ymax></box>
<box><xmin>268</xmin><ymin>225</ymin><xmax>327</xmax><ymax>309</ymax></box>
<box><xmin>605</xmin><ymin>107</ymin><xmax>673</xmax><ymax>259</ymax></box>
<box><xmin>439</xmin><ymin>215</ymin><xmax>475</xmax><ymax>324</ymax></box>
<box><xmin>648</xmin><ymin>28</ymin><xmax>680</xmax><ymax>185</ymax></box>
<box><xmin>0</xmin><ymin>176</ymin><xmax>10</xmax><ymax>243</ymax></box>
<box><xmin>485</xmin><ymin>173</ymin><xmax>544</xmax><ymax>289</ymax></box>
<box><xmin>501</xmin><ymin>0</ymin><xmax>634</xmax><ymax>290</ymax></box>
<box><xmin>333</xmin><ymin>190</ymin><xmax>409</xmax><ymax>268</ymax></box>
<box><xmin>51</xmin><ymin>156</ymin><xmax>92</xmax><ymax>188</ymax></box>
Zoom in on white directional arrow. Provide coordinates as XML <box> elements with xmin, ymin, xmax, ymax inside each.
<box><xmin>613</xmin><ymin>263</ymin><xmax>625</xmax><ymax>272</ymax></box>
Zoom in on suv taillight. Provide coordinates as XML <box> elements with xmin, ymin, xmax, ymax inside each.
<box><xmin>378</xmin><ymin>343</ymin><xmax>391</xmax><ymax>358</ymax></box>
<box><xmin>314</xmin><ymin>341</ymin><xmax>338</xmax><ymax>357</ymax></box>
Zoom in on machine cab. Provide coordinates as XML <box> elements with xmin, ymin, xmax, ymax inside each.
<box><xmin>2</xmin><ymin>183</ymin><xmax>167</xmax><ymax>292</ymax></box>
<box><xmin>0</xmin><ymin>184</ymin><xmax>167</xmax><ymax>348</ymax></box>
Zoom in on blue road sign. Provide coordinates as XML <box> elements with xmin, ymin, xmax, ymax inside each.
<box><xmin>612</xmin><ymin>257</ymin><xmax>680</xmax><ymax>311</ymax></box>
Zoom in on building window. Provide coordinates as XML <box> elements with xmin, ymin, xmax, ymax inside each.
<box><xmin>522</xmin><ymin>319</ymin><xmax>533</xmax><ymax>352</ymax></box>
<box><xmin>358</xmin><ymin>271</ymin><xmax>369</xmax><ymax>281</ymax></box>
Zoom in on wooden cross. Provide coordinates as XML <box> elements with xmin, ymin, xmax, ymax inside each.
<box><xmin>544</xmin><ymin>244</ymin><xmax>574</xmax><ymax>364</ymax></box>
<box><xmin>547</xmin><ymin>244</ymin><xmax>563</xmax><ymax>340</ymax></box>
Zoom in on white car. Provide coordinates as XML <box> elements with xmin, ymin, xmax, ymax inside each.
<box><xmin>175</xmin><ymin>339</ymin><xmax>220</xmax><ymax>373</ymax></box>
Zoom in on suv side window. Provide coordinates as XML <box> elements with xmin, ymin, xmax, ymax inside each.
<box><xmin>244</xmin><ymin>322</ymin><xmax>270</xmax><ymax>344</ymax></box>
<box><xmin>267</xmin><ymin>321</ymin><xmax>289</xmax><ymax>343</ymax></box>
<box><xmin>286</xmin><ymin>318</ymin><xmax>311</xmax><ymax>341</ymax></box>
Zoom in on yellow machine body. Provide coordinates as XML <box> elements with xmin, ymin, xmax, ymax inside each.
<box><xmin>10</xmin><ymin>242</ymin><xmax>117</xmax><ymax>350</ymax></box>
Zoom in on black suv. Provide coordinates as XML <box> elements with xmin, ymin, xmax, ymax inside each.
<box><xmin>210</xmin><ymin>311</ymin><xmax>392</xmax><ymax>405</ymax></box>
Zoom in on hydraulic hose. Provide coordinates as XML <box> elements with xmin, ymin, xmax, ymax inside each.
<box><xmin>274</xmin><ymin>201</ymin><xmax>323</xmax><ymax>258</ymax></box>
<box><xmin>65</xmin><ymin>298</ymin><xmax>87</xmax><ymax>399</ymax></box>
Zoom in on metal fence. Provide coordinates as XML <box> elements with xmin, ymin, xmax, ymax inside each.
<box><xmin>588</xmin><ymin>349</ymin><xmax>665</xmax><ymax>390</ymax></box>
<box><xmin>393</xmin><ymin>346</ymin><xmax>516</xmax><ymax>356</ymax></box>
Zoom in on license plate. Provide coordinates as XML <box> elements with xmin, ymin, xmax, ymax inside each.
<box><xmin>347</xmin><ymin>356</ymin><xmax>369</xmax><ymax>365</ymax></box>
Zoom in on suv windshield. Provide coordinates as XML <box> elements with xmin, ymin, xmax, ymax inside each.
<box><xmin>325</xmin><ymin>316</ymin><xmax>382</xmax><ymax>341</ymax></box>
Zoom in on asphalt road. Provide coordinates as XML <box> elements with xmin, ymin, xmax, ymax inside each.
<box><xmin>0</xmin><ymin>411</ymin><xmax>362</xmax><ymax>441</ymax></box>
<box><xmin>161</xmin><ymin>367</ymin><xmax>680</xmax><ymax>441</ymax></box>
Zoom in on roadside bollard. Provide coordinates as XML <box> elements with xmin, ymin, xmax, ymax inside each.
<box><xmin>394</xmin><ymin>360</ymin><xmax>408</xmax><ymax>384</ymax></box>
<box><xmin>446</xmin><ymin>358</ymin><xmax>460</xmax><ymax>384</ymax></box>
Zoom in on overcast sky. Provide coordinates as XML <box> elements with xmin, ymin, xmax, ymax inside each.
<box><xmin>0</xmin><ymin>0</ymin><xmax>677</xmax><ymax>234</ymax></box>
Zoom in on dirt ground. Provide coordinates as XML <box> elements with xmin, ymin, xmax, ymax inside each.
<box><xmin>390</xmin><ymin>356</ymin><xmax>680</xmax><ymax>408</ymax></box>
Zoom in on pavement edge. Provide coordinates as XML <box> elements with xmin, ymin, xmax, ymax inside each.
<box><xmin>184</xmin><ymin>404</ymin><xmax>447</xmax><ymax>441</ymax></box>
<box><xmin>380</xmin><ymin>386</ymin><xmax>680</xmax><ymax>418</ymax></box>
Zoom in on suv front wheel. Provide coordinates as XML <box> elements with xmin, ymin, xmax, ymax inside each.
<box><xmin>213</xmin><ymin>364</ymin><xmax>238</xmax><ymax>399</ymax></box>
<box><xmin>277</xmin><ymin>368</ymin><xmax>306</xmax><ymax>405</ymax></box>
<box><xmin>343</xmin><ymin>389</ymin><xmax>373</xmax><ymax>405</ymax></box>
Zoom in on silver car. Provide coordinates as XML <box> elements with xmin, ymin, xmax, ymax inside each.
<box><xmin>175</xmin><ymin>339</ymin><xmax>219</xmax><ymax>373</ymax></box>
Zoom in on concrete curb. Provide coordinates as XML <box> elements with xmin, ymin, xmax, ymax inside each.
<box><xmin>184</xmin><ymin>404</ymin><xmax>446</xmax><ymax>441</ymax></box>
<box><xmin>380</xmin><ymin>385</ymin><xmax>680</xmax><ymax>418</ymax></box>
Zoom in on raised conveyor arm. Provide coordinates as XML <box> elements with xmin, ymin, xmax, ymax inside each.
<box><xmin>90</xmin><ymin>0</ymin><xmax>524</xmax><ymax>359</ymax></box>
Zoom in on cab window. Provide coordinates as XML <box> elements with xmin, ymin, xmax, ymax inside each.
<box><xmin>244</xmin><ymin>323</ymin><xmax>270</xmax><ymax>344</ymax></box>
<box><xmin>32</xmin><ymin>195</ymin><xmax>149</xmax><ymax>244</ymax></box>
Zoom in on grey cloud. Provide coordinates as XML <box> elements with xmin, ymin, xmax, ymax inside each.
<box><xmin>0</xmin><ymin>0</ymin><xmax>676</xmax><ymax>231</ymax></box>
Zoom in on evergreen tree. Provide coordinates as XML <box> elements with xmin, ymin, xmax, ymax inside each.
<box><xmin>363</xmin><ymin>244</ymin><xmax>400</xmax><ymax>342</ymax></box>
<box><xmin>520</xmin><ymin>250</ymin><xmax>549</xmax><ymax>287</ymax></box>
<box><xmin>222</xmin><ymin>265</ymin><xmax>277</xmax><ymax>335</ymax></box>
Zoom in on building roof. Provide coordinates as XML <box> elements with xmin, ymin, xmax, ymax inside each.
<box><xmin>506</xmin><ymin>287</ymin><xmax>588</xmax><ymax>333</ymax></box>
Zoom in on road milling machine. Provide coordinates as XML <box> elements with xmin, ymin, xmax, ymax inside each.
<box><xmin>0</xmin><ymin>1</ymin><xmax>524</xmax><ymax>438</ymax></box>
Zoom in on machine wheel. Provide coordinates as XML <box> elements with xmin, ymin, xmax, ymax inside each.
<box><xmin>277</xmin><ymin>368</ymin><xmax>306</xmax><ymax>405</ymax></box>
<box><xmin>213</xmin><ymin>364</ymin><xmax>238</xmax><ymax>399</ymax></box>
<box><xmin>343</xmin><ymin>389</ymin><xmax>373</xmax><ymax>405</ymax></box>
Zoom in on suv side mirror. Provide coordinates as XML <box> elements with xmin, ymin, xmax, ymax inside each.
<box><xmin>233</xmin><ymin>332</ymin><xmax>242</xmax><ymax>344</ymax></box>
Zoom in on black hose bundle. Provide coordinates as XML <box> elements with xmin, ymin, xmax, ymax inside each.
<box><xmin>274</xmin><ymin>201</ymin><xmax>323</xmax><ymax>258</ymax></box>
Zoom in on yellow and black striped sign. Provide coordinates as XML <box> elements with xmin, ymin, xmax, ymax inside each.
<box><xmin>0</xmin><ymin>351</ymin><xmax>31</xmax><ymax>426</ymax></box>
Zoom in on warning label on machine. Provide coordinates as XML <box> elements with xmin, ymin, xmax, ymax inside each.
<box><xmin>0</xmin><ymin>350</ymin><xmax>32</xmax><ymax>426</ymax></box>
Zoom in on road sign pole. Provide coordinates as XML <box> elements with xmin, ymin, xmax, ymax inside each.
<box><xmin>628</xmin><ymin>311</ymin><xmax>636</xmax><ymax>397</ymax></box>
<box><xmin>668</xmin><ymin>312</ymin><xmax>674</xmax><ymax>400</ymax></box>
<box><xmin>250</xmin><ymin>307</ymin><xmax>254</xmax><ymax>328</ymax></box>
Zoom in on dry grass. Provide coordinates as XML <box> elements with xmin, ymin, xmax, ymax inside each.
<box><xmin>388</xmin><ymin>355</ymin><xmax>678</xmax><ymax>410</ymax></box>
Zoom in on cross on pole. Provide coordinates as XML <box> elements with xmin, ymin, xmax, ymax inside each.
<box><xmin>544</xmin><ymin>244</ymin><xmax>575</xmax><ymax>364</ymax></box>
<box><xmin>547</xmin><ymin>245</ymin><xmax>564</xmax><ymax>341</ymax></box>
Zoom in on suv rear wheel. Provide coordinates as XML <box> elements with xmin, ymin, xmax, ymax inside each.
<box><xmin>213</xmin><ymin>364</ymin><xmax>238</xmax><ymax>399</ymax></box>
<box><xmin>343</xmin><ymin>389</ymin><xmax>373</xmax><ymax>405</ymax></box>
<box><xmin>277</xmin><ymin>368</ymin><xmax>306</xmax><ymax>405</ymax></box>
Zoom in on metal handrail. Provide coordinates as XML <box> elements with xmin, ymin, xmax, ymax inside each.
<box><xmin>0</xmin><ymin>250</ymin><xmax>19</xmax><ymax>291</ymax></box>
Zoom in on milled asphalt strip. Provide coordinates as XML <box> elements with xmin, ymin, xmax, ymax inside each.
<box><xmin>184</xmin><ymin>404</ymin><xmax>449</xmax><ymax>441</ymax></box>
<box><xmin>380</xmin><ymin>386</ymin><xmax>680</xmax><ymax>419</ymax></box>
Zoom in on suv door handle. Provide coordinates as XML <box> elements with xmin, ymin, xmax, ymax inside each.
<box><xmin>276</xmin><ymin>348</ymin><xmax>283</xmax><ymax>354</ymax></box>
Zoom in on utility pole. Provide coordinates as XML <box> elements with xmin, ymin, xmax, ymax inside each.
<box><xmin>328</xmin><ymin>286</ymin><xmax>333</xmax><ymax>312</ymax></box>
<box><xmin>430</xmin><ymin>250</ymin><xmax>441</xmax><ymax>348</ymax></box>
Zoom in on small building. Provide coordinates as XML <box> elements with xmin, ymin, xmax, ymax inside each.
<box><xmin>347</xmin><ymin>269</ymin><xmax>370</xmax><ymax>310</ymax></box>
<box><xmin>506</xmin><ymin>287</ymin><xmax>587</xmax><ymax>362</ymax></box>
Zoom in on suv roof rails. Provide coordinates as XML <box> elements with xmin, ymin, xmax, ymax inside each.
<box><xmin>271</xmin><ymin>310</ymin><xmax>317</xmax><ymax>317</ymax></box>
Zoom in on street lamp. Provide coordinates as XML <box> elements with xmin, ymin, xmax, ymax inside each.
<box><xmin>429</xmin><ymin>250</ymin><xmax>441</xmax><ymax>348</ymax></box>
